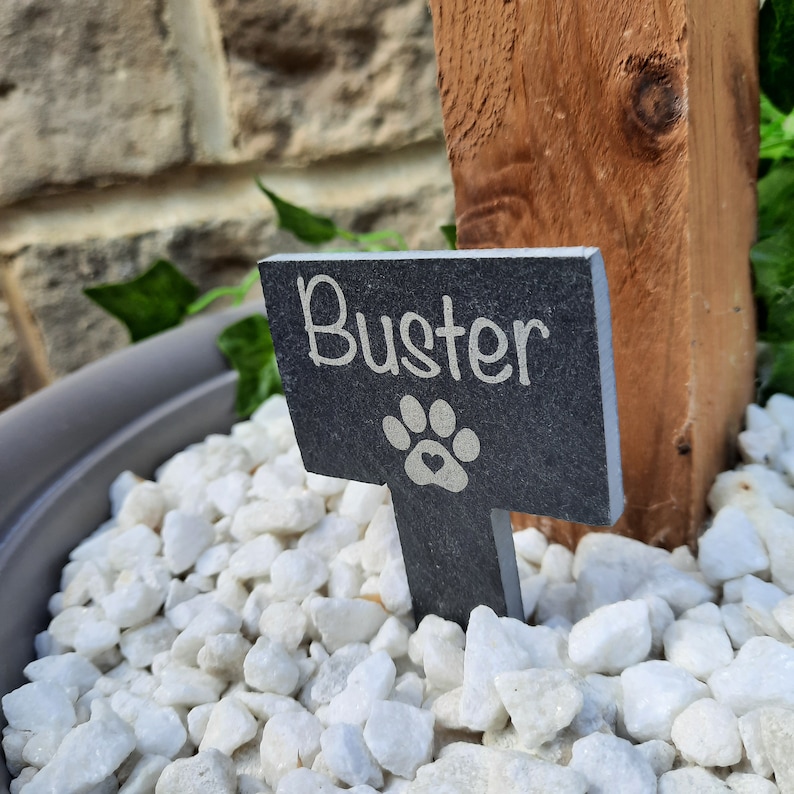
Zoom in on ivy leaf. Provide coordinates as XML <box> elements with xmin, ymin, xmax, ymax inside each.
<box><xmin>752</xmin><ymin>223</ymin><xmax>794</xmax><ymax>342</ymax></box>
<box><xmin>83</xmin><ymin>259</ymin><xmax>199</xmax><ymax>342</ymax></box>
<box><xmin>760</xmin><ymin>0</ymin><xmax>794</xmax><ymax>113</ymax></box>
<box><xmin>256</xmin><ymin>180</ymin><xmax>339</xmax><ymax>245</ymax></box>
<box><xmin>757</xmin><ymin>161</ymin><xmax>794</xmax><ymax>241</ymax></box>
<box><xmin>759</xmin><ymin>340</ymin><xmax>794</xmax><ymax>403</ymax></box>
<box><xmin>217</xmin><ymin>314</ymin><xmax>283</xmax><ymax>417</ymax></box>
<box><xmin>440</xmin><ymin>224</ymin><xmax>458</xmax><ymax>250</ymax></box>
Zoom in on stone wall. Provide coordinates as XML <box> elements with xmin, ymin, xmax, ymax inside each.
<box><xmin>0</xmin><ymin>0</ymin><xmax>454</xmax><ymax>410</ymax></box>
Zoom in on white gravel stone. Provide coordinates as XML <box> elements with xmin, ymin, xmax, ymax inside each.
<box><xmin>573</xmin><ymin>533</ymin><xmax>668</xmax><ymax>584</ymax></box>
<box><xmin>120</xmin><ymin>619</ymin><xmax>178</xmax><ymax>669</ymax></box>
<box><xmin>755</xmin><ymin>507</ymin><xmax>794</xmax><ymax>594</ymax></box>
<box><xmin>422</xmin><ymin>634</ymin><xmax>464</xmax><ymax>693</ymax></box>
<box><xmin>634</xmin><ymin>739</ymin><xmax>676</xmax><ymax>777</ymax></box>
<box><xmin>244</xmin><ymin>637</ymin><xmax>301</xmax><ymax>696</ymax></box>
<box><xmin>631</xmin><ymin>563</ymin><xmax>716</xmax><ymax>615</ymax></box>
<box><xmin>513</xmin><ymin>527</ymin><xmax>548</xmax><ymax>566</ymax></box>
<box><xmin>361</xmin><ymin>505</ymin><xmax>402</xmax><ymax>575</ymax></box>
<box><xmin>369</xmin><ymin>616</ymin><xmax>411</xmax><ymax>659</ymax></box>
<box><xmin>207</xmin><ymin>470</ymin><xmax>252</xmax><ymax>516</ymax></box>
<box><xmin>271</xmin><ymin>550</ymin><xmax>329</xmax><ymax>601</ymax></box>
<box><xmin>739</xmin><ymin>708</ymin><xmax>775</xmax><ymax>778</ymax></box>
<box><xmin>155</xmin><ymin>748</ymin><xmax>237</xmax><ymax>793</ymax></box>
<box><xmin>117</xmin><ymin>481</ymin><xmax>166</xmax><ymax>530</ymax></box>
<box><xmin>161</xmin><ymin>510</ymin><xmax>215</xmax><ymax>574</ymax></box>
<box><xmin>258</xmin><ymin>601</ymin><xmax>308</xmax><ymax>651</ymax></box>
<box><xmin>698</xmin><ymin>506</ymin><xmax>770</xmax><ymax>585</ymax></box>
<box><xmin>709</xmin><ymin>637</ymin><xmax>794</xmax><ymax>714</ymax></box>
<box><xmin>108</xmin><ymin>523</ymin><xmax>162</xmax><ymax>570</ymax></box>
<box><xmin>494</xmin><ymin>668</ymin><xmax>582</xmax><ymax>747</ymax></box>
<box><xmin>363</xmin><ymin>700</ymin><xmax>434</xmax><ymax>778</ymax></box>
<box><xmin>725</xmin><ymin>773</ymin><xmax>780</xmax><ymax>794</ymax></box>
<box><xmin>310</xmin><ymin>597</ymin><xmax>388</xmax><ymax>652</ymax></box>
<box><xmin>670</xmin><ymin>698</ymin><xmax>743</xmax><ymax>766</ymax></box>
<box><xmin>742</xmin><ymin>575</ymin><xmax>789</xmax><ymax>640</ymax></box>
<box><xmin>568</xmin><ymin>599</ymin><xmax>651</xmax><ymax>674</ymax></box>
<box><xmin>621</xmin><ymin>660</ymin><xmax>708</xmax><ymax>741</ymax></box>
<box><xmin>229</xmin><ymin>534</ymin><xmax>284</xmax><ymax>579</ymax></box>
<box><xmin>569</xmin><ymin>733</ymin><xmax>656</xmax><ymax>794</ymax></box>
<box><xmin>325</xmin><ymin>651</ymin><xmax>396</xmax><ymax>726</ymax></box>
<box><xmin>658</xmin><ymin>767</ymin><xmax>733</xmax><ymax>793</ymax></box>
<box><xmin>260</xmin><ymin>709</ymin><xmax>323</xmax><ymax>788</ymax></box>
<box><xmin>170</xmin><ymin>602</ymin><xmax>242</xmax><ymax>665</ymax></box>
<box><xmin>643</xmin><ymin>594</ymin><xmax>676</xmax><ymax>655</ymax></box>
<box><xmin>722</xmin><ymin>602</ymin><xmax>765</xmax><ymax>649</ymax></box>
<box><xmin>407</xmin><ymin>742</ymin><xmax>587</xmax><ymax>794</ymax></box>
<box><xmin>739</xmin><ymin>425</ymin><xmax>784</xmax><ymax>467</ymax></box>
<box><xmin>118</xmin><ymin>754</ymin><xmax>171</xmax><ymax>794</ymax></box>
<box><xmin>759</xmin><ymin>707</ymin><xmax>794</xmax><ymax>793</ymax></box>
<box><xmin>338</xmin><ymin>482</ymin><xmax>389</xmax><ymax>526</ymax></box>
<box><xmin>2</xmin><ymin>680</ymin><xmax>76</xmax><ymax>734</ymax></box>
<box><xmin>22</xmin><ymin>699</ymin><xmax>135</xmax><ymax>794</ymax></box>
<box><xmin>663</xmin><ymin>619</ymin><xmax>735</xmax><ymax>680</ymax></box>
<box><xmin>23</xmin><ymin>652</ymin><xmax>101</xmax><ymax>695</ymax></box>
<box><xmin>199</xmin><ymin>697</ymin><xmax>258</xmax><ymax>756</ymax></box>
<box><xmin>299</xmin><ymin>515</ymin><xmax>360</xmax><ymax>561</ymax></box>
<box><xmin>154</xmin><ymin>665</ymin><xmax>225</xmax><ymax>707</ymax></box>
<box><xmin>540</xmin><ymin>543</ymin><xmax>574</xmax><ymax>583</ymax></box>
<box><xmin>378</xmin><ymin>556</ymin><xmax>412</xmax><ymax>616</ymax></box>
<box><xmin>321</xmin><ymin>723</ymin><xmax>383</xmax><ymax>788</ymax></box>
<box><xmin>306</xmin><ymin>472</ymin><xmax>348</xmax><ymax>497</ymax></box>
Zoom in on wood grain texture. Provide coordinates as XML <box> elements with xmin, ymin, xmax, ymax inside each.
<box><xmin>429</xmin><ymin>0</ymin><xmax>758</xmax><ymax>548</ymax></box>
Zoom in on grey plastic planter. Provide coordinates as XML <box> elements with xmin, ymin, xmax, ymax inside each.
<box><xmin>0</xmin><ymin>307</ymin><xmax>257</xmax><ymax>791</ymax></box>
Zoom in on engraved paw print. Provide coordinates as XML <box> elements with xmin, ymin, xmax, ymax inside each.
<box><xmin>382</xmin><ymin>395</ymin><xmax>480</xmax><ymax>493</ymax></box>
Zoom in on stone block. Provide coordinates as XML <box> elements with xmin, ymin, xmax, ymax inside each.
<box><xmin>9</xmin><ymin>218</ymin><xmax>295</xmax><ymax>378</ymax></box>
<box><xmin>0</xmin><ymin>293</ymin><xmax>21</xmax><ymax>410</ymax></box>
<box><xmin>216</xmin><ymin>0</ymin><xmax>444</xmax><ymax>162</ymax></box>
<box><xmin>0</xmin><ymin>0</ymin><xmax>191</xmax><ymax>205</ymax></box>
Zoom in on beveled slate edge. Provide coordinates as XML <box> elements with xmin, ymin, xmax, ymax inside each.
<box><xmin>589</xmin><ymin>249</ymin><xmax>624</xmax><ymax>525</ymax></box>
<box><xmin>0</xmin><ymin>306</ymin><xmax>258</xmax><ymax>537</ymax></box>
<box><xmin>259</xmin><ymin>246</ymin><xmax>598</xmax><ymax>266</ymax></box>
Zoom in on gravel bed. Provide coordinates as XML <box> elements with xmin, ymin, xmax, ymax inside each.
<box><xmin>4</xmin><ymin>394</ymin><xmax>794</xmax><ymax>793</ymax></box>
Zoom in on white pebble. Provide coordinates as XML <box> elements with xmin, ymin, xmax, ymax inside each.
<box><xmin>621</xmin><ymin>661</ymin><xmax>708</xmax><ymax>741</ymax></box>
<box><xmin>298</xmin><ymin>515</ymin><xmax>360</xmax><ymax>561</ymax></box>
<box><xmin>738</xmin><ymin>709</ymin><xmax>774</xmax><ymax>777</ymax></box>
<box><xmin>634</xmin><ymin>740</ymin><xmax>676</xmax><ymax>777</ymax></box>
<box><xmin>229</xmin><ymin>533</ymin><xmax>284</xmax><ymax>580</ymax></box>
<box><xmin>23</xmin><ymin>653</ymin><xmax>100</xmax><ymax>695</ymax></box>
<box><xmin>207</xmin><ymin>470</ymin><xmax>252</xmax><ymax>516</ymax></box>
<box><xmin>260</xmin><ymin>601</ymin><xmax>308</xmax><ymax>651</ymax></box>
<box><xmin>513</xmin><ymin>527</ymin><xmax>548</xmax><ymax>566</ymax></box>
<box><xmin>631</xmin><ymin>563</ymin><xmax>716</xmax><ymax>616</ymax></box>
<box><xmin>378</xmin><ymin>556</ymin><xmax>412</xmax><ymax>616</ymax></box>
<box><xmin>271</xmin><ymin>550</ymin><xmax>329</xmax><ymax>601</ymax></box>
<box><xmin>310</xmin><ymin>597</ymin><xmax>388</xmax><ymax>652</ymax></box>
<box><xmin>569</xmin><ymin>733</ymin><xmax>657</xmax><ymax>794</ymax></box>
<box><xmin>755</xmin><ymin>507</ymin><xmax>794</xmax><ymax>593</ymax></box>
<box><xmin>117</xmin><ymin>481</ymin><xmax>165</xmax><ymax>530</ymax></box>
<box><xmin>338</xmin><ymin>482</ymin><xmax>389</xmax><ymax>526</ymax></box>
<box><xmin>568</xmin><ymin>599</ymin><xmax>651</xmax><ymax>674</ymax></box>
<box><xmin>155</xmin><ymin>748</ymin><xmax>236</xmax><ymax>794</ymax></box>
<box><xmin>108</xmin><ymin>524</ymin><xmax>162</xmax><ymax>571</ymax></box>
<box><xmin>244</xmin><ymin>637</ymin><xmax>301</xmax><ymax>696</ymax></box>
<box><xmin>759</xmin><ymin>707</ymin><xmax>794</xmax><ymax>792</ymax></box>
<box><xmin>321</xmin><ymin>723</ymin><xmax>383</xmax><ymax>788</ymax></box>
<box><xmin>197</xmin><ymin>632</ymin><xmax>252</xmax><ymax>680</ymax></box>
<box><xmin>658</xmin><ymin>767</ymin><xmax>733</xmax><ymax>793</ymax></box>
<box><xmin>119</xmin><ymin>754</ymin><xmax>171</xmax><ymax>794</ymax></box>
<box><xmin>260</xmin><ymin>710</ymin><xmax>323</xmax><ymax>788</ymax></box>
<box><xmin>306</xmin><ymin>472</ymin><xmax>348</xmax><ymax>496</ymax></box>
<box><xmin>2</xmin><ymin>681</ymin><xmax>76</xmax><ymax>734</ymax></box>
<box><xmin>363</xmin><ymin>700</ymin><xmax>434</xmax><ymax>778</ymax></box>
<box><xmin>199</xmin><ymin>697</ymin><xmax>259</xmax><ymax>756</ymax></box>
<box><xmin>697</xmin><ymin>506</ymin><xmax>769</xmax><ymax>585</ymax></box>
<box><xmin>663</xmin><ymin>619</ymin><xmax>734</xmax><ymax>680</ymax></box>
<box><xmin>153</xmin><ymin>665</ymin><xmax>225</xmax><ymax>707</ymax></box>
<box><xmin>422</xmin><ymin>634</ymin><xmax>464</xmax><ymax>694</ymax></box>
<box><xmin>120</xmin><ymin>619</ymin><xmax>178</xmax><ymax>668</ymax></box>
<box><xmin>725</xmin><ymin>772</ymin><xmax>780</xmax><ymax>794</ymax></box>
<box><xmin>325</xmin><ymin>651</ymin><xmax>396</xmax><ymax>726</ymax></box>
<box><xmin>22</xmin><ymin>700</ymin><xmax>135</xmax><ymax>794</ymax></box>
<box><xmin>369</xmin><ymin>616</ymin><xmax>411</xmax><ymax>659</ymax></box>
<box><xmin>670</xmin><ymin>698</ymin><xmax>742</xmax><ymax>766</ymax></box>
<box><xmin>742</xmin><ymin>575</ymin><xmax>789</xmax><ymax>641</ymax></box>
<box><xmin>161</xmin><ymin>510</ymin><xmax>215</xmax><ymax>574</ymax></box>
<box><xmin>540</xmin><ymin>544</ymin><xmax>574</xmax><ymax>583</ymax></box>
<box><xmin>494</xmin><ymin>668</ymin><xmax>583</xmax><ymax>748</ymax></box>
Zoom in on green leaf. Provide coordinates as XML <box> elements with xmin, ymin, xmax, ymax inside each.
<box><xmin>256</xmin><ymin>180</ymin><xmax>339</xmax><ymax>244</ymax></box>
<box><xmin>440</xmin><ymin>224</ymin><xmax>457</xmax><ymax>250</ymax></box>
<box><xmin>760</xmin><ymin>0</ymin><xmax>794</xmax><ymax>113</ymax></box>
<box><xmin>187</xmin><ymin>268</ymin><xmax>260</xmax><ymax>315</ymax></box>
<box><xmin>760</xmin><ymin>94</ymin><xmax>794</xmax><ymax>162</ymax></box>
<box><xmin>217</xmin><ymin>314</ymin><xmax>283</xmax><ymax>417</ymax></box>
<box><xmin>83</xmin><ymin>259</ymin><xmax>199</xmax><ymax>342</ymax></box>
<box><xmin>757</xmin><ymin>161</ymin><xmax>794</xmax><ymax>241</ymax></box>
<box><xmin>752</xmin><ymin>223</ymin><xmax>794</xmax><ymax>341</ymax></box>
<box><xmin>759</xmin><ymin>340</ymin><xmax>794</xmax><ymax>403</ymax></box>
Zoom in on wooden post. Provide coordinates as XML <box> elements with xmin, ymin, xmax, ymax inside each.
<box><xmin>428</xmin><ymin>0</ymin><xmax>758</xmax><ymax>548</ymax></box>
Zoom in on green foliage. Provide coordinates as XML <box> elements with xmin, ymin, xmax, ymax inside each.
<box><xmin>83</xmin><ymin>260</ymin><xmax>199</xmax><ymax>343</ymax></box>
<box><xmin>84</xmin><ymin>184</ymin><xmax>453</xmax><ymax>416</ymax></box>
<box><xmin>440</xmin><ymin>224</ymin><xmax>457</xmax><ymax>250</ymax></box>
<box><xmin>217</xmin><ymin>315</ymin><xmax>283</xmax><ymax>417</ymax></box>
<box><xmin>759</xmin><ymin>0</ymin><xmax>794</xmax><ymax>114</ymax></box>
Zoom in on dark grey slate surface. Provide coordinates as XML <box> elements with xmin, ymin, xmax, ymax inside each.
<box><xmin>260</xmin><ymin>248</ymin><xmax>622</xmax><ymax>626</ymax></box>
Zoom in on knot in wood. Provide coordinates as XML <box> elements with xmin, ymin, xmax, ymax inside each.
<box><xmin>621</xmin><ymin>54</ymin><xmax>685</xmax><ymax>161</ymax></box>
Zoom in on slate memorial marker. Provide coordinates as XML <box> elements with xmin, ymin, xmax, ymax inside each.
<box><xmin>259</xmin><ymin>248</ymin><xmax>623</xmax><ymax>627</ymax></box>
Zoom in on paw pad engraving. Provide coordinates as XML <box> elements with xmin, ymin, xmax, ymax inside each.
<box><xmin>382</xmin><ymin>395</ymin><xmax>480</xmax><ymax>493</ymax></box>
